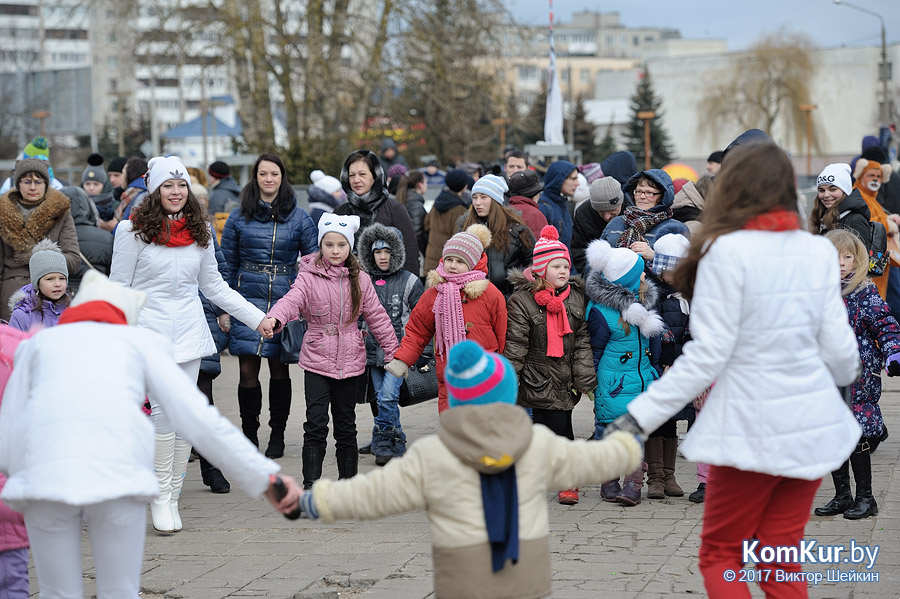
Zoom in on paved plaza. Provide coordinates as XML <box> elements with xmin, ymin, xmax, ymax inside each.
<box><xmin>29</xmin><ymin>355</ymin><xmax>900</xmax><ymax>598</ymax></box>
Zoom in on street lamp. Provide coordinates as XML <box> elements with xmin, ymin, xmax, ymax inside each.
<box><xmin>32</xmin><ymin>111</ymin><xmax>50</xmax><ymax>137</ymax></box>
<box><xmin>637</xmin><ymin>110</ymin><xmax>655</xmax><ymax>170</ymax></box>
<box><xmin>833</xmin><ymin>0</ymin><xmax>890</xmax><ymax>123</ymax></box>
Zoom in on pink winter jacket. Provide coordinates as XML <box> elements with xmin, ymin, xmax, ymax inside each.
<box><xmin>0</xmin><ymin>325</ymin><xmax>33</xmax><ymax>552</ymax></box>
<box><xmin>267</xmin><ymin>254</ymin><xmax>399</xmax><ymax>379</ymax></box>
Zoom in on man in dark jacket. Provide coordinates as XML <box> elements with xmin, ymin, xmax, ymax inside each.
<box><xmin>572</xmin><ymin>178</ymin><xmax>628</xmax><ymax>274</ymax></box>
<box><xmin>60</xmin><ymin>186</ymin><xmax>113</xmax><ymax>292</ymax></box>
<box><xmin>207</xmin><ymin>161</ymin><xmax>242</xmax><ymax>215</ymax></box>
<box><xmin>378</xmin><ymin>138</ymin><xmax>407</xmax><ymax>176</ymax></box>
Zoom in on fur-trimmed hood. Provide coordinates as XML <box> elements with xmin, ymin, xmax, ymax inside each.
<box><xmin>0</xmin><ymin>188</ymin><xmax>71</xmax><ymax>254</ymax></box>
<box><xmin>357</xmin><ymin>222</ymin><xmax>405</xmax><ymax>276</ymax></box>
<box><xmin>585</xmin><ymin>270</ymin><xmax>665</xmax><ymax>338</ymax></box>
<box><xmin>507</xmin><ymin>267</ymin><xmax>584</xmax><ymax>295</ymax></box>
<box><xmin>7</xmin><ymin>283</ymin><xmax>65</xmax><ymax>316</ymax></box>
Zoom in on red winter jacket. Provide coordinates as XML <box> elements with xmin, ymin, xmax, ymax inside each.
<box><xmin>508</xmin><ymin>195</ymin><xmax>549</xmax><ymax>240</ymax></box>
<box><xmin>394</xmin><ymin>255</ymin><xmax>507</xmax><ymax>412</ymax></box>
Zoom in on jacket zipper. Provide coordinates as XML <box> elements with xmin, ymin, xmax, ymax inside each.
<box><xmin>257</xmin><ymin>218</ymin><xmax>278</xmax><ymax>356</ymax></box>
<box><xmin>337</xmin><ymin>269</ymin><xmax>345</xmax><ymax>378</ymax></box>
<box><xmin>637</xmin><ymin>334</ymin><xmax>645</xmax><ymax>392</ymax></box>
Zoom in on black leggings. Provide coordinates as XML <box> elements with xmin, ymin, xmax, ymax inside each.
<box><xmin>649</xmin><ymin>417</ymin><xmax>677</xmax><ymax>438</ymax></box>
<box><xmin>303</xmin><ymin>371</ymin><xmax>366</xmax><ymax>451</ymax></box>
<box><xmin>532</xmin><ymin>408</ymin><xmax>574</xmax><ymax>440</ymax></box>
<box><xmin>238</xmin><ymin>355</ymin><xmax>290</xmax><ymax>387</ymax></box>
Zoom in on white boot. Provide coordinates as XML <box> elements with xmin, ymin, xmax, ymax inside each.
<box><xmin>170</xmin><ymin>438</ymin><xmax>192</xmax><ymax>532</ymax></box>
<box><xmin>151</xmin><ymin>432</ymin><xmax>176</xmax><ymax>532</ymax></box>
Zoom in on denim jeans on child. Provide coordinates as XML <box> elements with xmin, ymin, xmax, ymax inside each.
<box><xmin>370</xmin><ymin>367</ymin><xmax>403</xmax><ymax>432</ymax></box>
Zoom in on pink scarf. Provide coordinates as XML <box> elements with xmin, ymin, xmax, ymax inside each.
<box><xmin>534</xmin><ymin>285</ymin><xmax>572</xmax><ymax>357</ymax></box>
<box><xmin>433</xmin><ymin>262</ymin><xmax>486</xmax><ymax>356</ymax></box>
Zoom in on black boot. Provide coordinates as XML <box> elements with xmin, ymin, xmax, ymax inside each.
<box><xmin>302</xmin><ymin>446</ymin><xmax>326</xmax><ymax>490</ymax></box>
<box><xmin>265</xmin><ymin>379</ymin><xmax>292</xmax><ymax>459</ymax></box>
<box><xmin>688</xmin><ymin>483</ymin><xmax>706</xmax><ymax>503</ymax></box>
<box><xmin>237</xmin><ymin>385</ymin><xmax>262</xmax><ymax>448</ymax></box>
<box><xmin>336</xmin><ymin>448</ymin><xmax>358</xmax><ymax>479</ymax></box>
<box><xmin>198</xmin><ymin>455</ymin><xmax>231</xmax><ymax>494</ymax></box>
<box><xmin>845</xmin><ymin>443</ymin><xmax>878</xmax><ymax>519</ymax></box>
<box><xmin>814</xmin><ymin>461</ymin><xmax>852</xmax><ymax>516</ymax></box>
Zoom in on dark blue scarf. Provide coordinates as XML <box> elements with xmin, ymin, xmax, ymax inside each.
<box><xmin>480</xmin><ymin>467</ymin><xmax>519</xmax><ymax>572</ymax></box>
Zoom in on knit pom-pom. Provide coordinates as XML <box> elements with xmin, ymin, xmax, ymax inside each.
<box><xmin>466</xmin><ymin>223</ymin><xmax>493</xmax><ymax>250</ymax></box>
<box><xmin>852</xmin><ymin>159</ymin><xmax>870</xmax><ymax>180</ymax></box>
<box><xmin>540</xmin><ymin>225</ymin><xmax>559</xmax><ymax>241</ymax></box>
<box><xmin>310</xmin><ymin>169</ymin><xmax>325</xmax><ymax>183</ymax></box>
<box><xmin>447</xmin><ymin>340</ymin><xmax>484</xmax><ymax>375</ymax></box>
<box><xmin>30</xmin><ymin>137</ymin><xmax>48</xmax><ymax>150</ymax></box>
<box><xmin>586</xmin><ymin>239</ymin><xmax>612</xmax><ymax>273</ymax></box>
<box><xmin>31</xmin><ymin>239</ymin><xmax>63</xmax><ymax>257</ymax></box>
<box><xmin>87</xmin><ymin>153</ymin><xmax>104</xmax><ymax>166</ymax></box>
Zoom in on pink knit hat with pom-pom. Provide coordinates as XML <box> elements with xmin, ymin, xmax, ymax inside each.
<box><xmin>532</xmin><ymin>225</ymin><xmax>570</xmax><ymax>278</ymax></box>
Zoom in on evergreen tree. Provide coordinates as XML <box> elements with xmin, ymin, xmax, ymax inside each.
<box><xmin>572</xmin><ymin>95</ymin><xmax>600</xmax><ymax>162</ymax></box>
<box><xmin>519</xmin><ymin>82</ymin><xmax>548</xmax><ymax>146</ymax></box>
<box><xmin>594</xmin><ymin>122</ymin><xmax>617</xmax><ymax>162</ymax></box>
<box><xmin>624</xmin><ymin>69</ymin><xmax>673</xmax><ymax>169</ymax></box>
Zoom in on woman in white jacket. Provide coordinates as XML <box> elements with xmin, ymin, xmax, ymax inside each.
<box><xmin>605</xmin><ymin>142</ymin><xmax>862</xmax><ymax>599</ymax></box>
<box><xmin>0</xmin><ymin>270</ymin><xmax>302</xmax><ymax>599</ymax></box>
<box><xmin>109</xmin><ymin>156</ymin><xmax>274</xmax><ymax>533</ymax></box>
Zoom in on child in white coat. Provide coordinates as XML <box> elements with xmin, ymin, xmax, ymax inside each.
<box><xmin>0</xmin><ymin>270</ymin><xmax>301</xmax><ymax>599</ymax></box>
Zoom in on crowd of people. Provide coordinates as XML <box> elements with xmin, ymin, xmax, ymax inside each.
<box><xmin>0</xmin><ymin>127</ymin><xmax>898</xmax><ymax>598</ymax></box>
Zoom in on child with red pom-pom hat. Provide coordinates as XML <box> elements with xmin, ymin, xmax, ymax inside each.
<box><xmin>503</xmin><ymin>225</ymin><xmax>596</xmax><ymax>505</ymax></box>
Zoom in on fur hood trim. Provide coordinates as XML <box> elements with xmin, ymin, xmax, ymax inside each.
<box><xmin>8</xmin><ymin>286</ymin><xmax>32</xmax><ymax>313</ymax></box>
<box><xmin>357</xmin><ymin>222</ymin><xmax>405</xmax><ymax>275</ymax></box>
<box><xmin>0</xmin><ymin>188</ymin><xmax>71</xmax><ymax>254</ymax></box>
<box><xmin>507</xmin><ymin>267</ymin><xmax>585</xmax><ymax>294</ymax></box>
<box><xmin>426</xmin><ymin>269</ymin><xmax>490</xmax><ymax>299</ymax></box>
<box><xmin>585</xmin><ymin>271</ymin><xmax>665</xmax><ymax>338</ymax></box>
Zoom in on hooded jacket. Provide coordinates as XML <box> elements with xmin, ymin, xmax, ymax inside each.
<box><xmin>0</xmin><ymin>188</ymin><xmax>81</xmax><ymax>321</ymax></box>
<box><xmin>62</xmin><ymin>186</ymin><xmax>113</xmax><ymax>290</ymax></box>
<box><xmin>308</xmin><ymin>403</ymin><xmax>642</xmax><ymax>599</ymax></box>
<box><xmin>585</xmin><ymin>268</ymin><xmax>664</xmax><ymax>424</ymax></box>
<box><xmin>504</xmin><ymin>271</ymin><xmax>595</xmax><ymax>410</ymax></box>
<box><xmin>208</xmin><ymin>176</ymin><xmax>241</xmax><ymax>215</ymax></box>
<box><xmin>508</xmin><ymin>194</ymin><xmax>548</xmax><ymax>240</ymax></box>
<box><xmin>601</xmin><ymin>169</ymin><xmax>690</xmax><ymax>248</ymax></box>
<box><xmin>401</xmin><ymin>189</ymin><xmax>427</xmax><ymax>256</ymax></box>
<box><xmin>394</xmin><ymin>255</ymin><xmax>507</xmax><ymax>412</ymax></box>
<box><xmin>538</xmin><ymin>161</ymin><xmax>576</xmax><ymax>249</ymax></box>
<box><xmin>671</xmin><ymin>180</ymin><xmax>706</xmax><ymax>236</ymax></box>
<box><xmin>266</xmin><ymin>253</ymin><xmax>399</xmax><ymax>379</ymax></box>
<box><xmin>599</xmin><ymin>151</ymin><xmax>638</xmax><ymax>186</ymax></box>
<box><xmin>378</xmin><ymin>138</ymin><xmax>407</xmax><ymax>174</ymax></box>
<box><xmin>423</xmin><ymin>189</ymin><xmax>470</xmax><ymax>272</ymax></box>
<box><xmin>8</xmin><ymin>284</ymin><xmax>66</xmax><ymax>331</ymax></box>
<box><xmin>220</xmin><ymin>198</ymin><xmax>318</xmax><ymax>358</ymax></box>
<box><xmin>358</xmin><ymin>223</ymin><xmax>426</xmax><ymax>367</ymax></box>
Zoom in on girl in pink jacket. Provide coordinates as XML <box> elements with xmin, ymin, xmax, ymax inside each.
<box><xmin>265</xmin><ymin>214</ymin><xmax>399</xmax><ymax>489</ymax></box>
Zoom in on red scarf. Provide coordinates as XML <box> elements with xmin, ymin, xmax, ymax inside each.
<box><xmin>155</xmin><ymin>217</ymin><xmax>195</xmax><ymax>247</ymax></box>
<box><xmin>743</xmin><ymin>209</ymin><xmax>800</xmax><ymax>231</ymax></box>
<box><xmin>58</xmin><ymin>301</ymin><xmax>128</xmax><ymax>326</ymax></box>
<box><xmin>533</xmin><ymin>284</ymin><xmax>572</xmax><ymax>357</ymax></box>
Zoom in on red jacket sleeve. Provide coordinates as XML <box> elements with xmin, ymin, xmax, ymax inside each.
<box><xmin>490</xmin><ymin>284</ymin><xmax>508</xmax><ymax>353</ymax></box>
<box><xmin>394</xmin><ymin>287</ymin><xmax>437</xmax><ymax>366</ymax></box>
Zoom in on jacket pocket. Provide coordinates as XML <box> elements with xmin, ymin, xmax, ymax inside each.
<box><xmin>608</xmin><ymin>375</ymin><xmax>625</xmax><ymax>399</ymax></box>
<box><xmin>521</xmin><ymin>364</ymin><xmax>552</xmax><ymax>402</ymax></box>
<box><xmin>310</xmin><ymin>303</ymin><xmax>329</xmax><ymax>317</ymax></box>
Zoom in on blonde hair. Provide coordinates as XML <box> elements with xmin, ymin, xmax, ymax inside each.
<box><xmin>825</xmin><ymin>229</ymin><xmax>869</xmax><ymax>295</ymax></box>
<box><xmin>618</xmin><ymin>279</ymin><xmax>649</xmax><ymax>335</ymax></box>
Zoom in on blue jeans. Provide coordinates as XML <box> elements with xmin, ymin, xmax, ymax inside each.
<box><xmin>371</xmin><ymin>367</ymin><xmax>403</xmax><ymax>431</ymax></box>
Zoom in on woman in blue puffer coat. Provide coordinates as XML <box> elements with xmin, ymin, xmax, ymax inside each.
<box><xmin>220</xmin><ymin>152</ymin><xmax>318</xmax><ymax>460</ymax></box>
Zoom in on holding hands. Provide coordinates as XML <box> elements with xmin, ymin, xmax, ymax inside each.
<box><xmin>257</xmin><ymin>317</ymin><xmax>277</xmax><ymax>339</ymax></box>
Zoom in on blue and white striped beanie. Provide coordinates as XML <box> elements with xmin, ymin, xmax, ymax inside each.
<box><xmin>471</xmin><ymin>174</ymin><xmax>509</xmax><ymax>205</ymax></box>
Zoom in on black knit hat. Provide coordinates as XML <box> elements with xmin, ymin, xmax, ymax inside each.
<box><xmin>208</xmin><ymin>161</ymin><xmax>230</xmax><ymax>179</ymax></box>
<box><xmin>108</xmin><ymin>156</ymin><xmax>126</xmax><ymax>173</ymax></box>
<box><xmin>445</xmin><ymin>169</ymin><xmax>468</xmax><ymax>193</ymax></box>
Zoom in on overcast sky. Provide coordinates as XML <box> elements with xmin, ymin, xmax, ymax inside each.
<box><xmin>505</xmin><ymin>0</ymin><xmax>900</xmax><ymax>51</ymax></box>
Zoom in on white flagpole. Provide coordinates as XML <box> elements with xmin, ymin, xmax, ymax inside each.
<box><xmin>543</xmin><ymin>0</ymin><xmax>565</xmax><ymax>145</ymax></box>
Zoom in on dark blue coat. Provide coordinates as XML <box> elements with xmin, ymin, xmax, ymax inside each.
<box><xmin>655</xmin><ymin>279</ymin><xmax>690</xmax><ymax>368</ymax></box>
<box><xmin>601</xmin><ymin>169</ymin><xmax>690</xmax><ymax>248</ymax></box>
<box><xmin>538</xmin><ymin>161</ymin><xmax>576</xmax><ymax>250</ymax></box>
<box><xmin>200</xmin><ymin>236</ymin><xmax>231</xmax><ymax>377</ymax></box>
<box><xmin>220</xmin><ymin>198</ymin><xmax>318</xmax><ymax>358</ymax></box>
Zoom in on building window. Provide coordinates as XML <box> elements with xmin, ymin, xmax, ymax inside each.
<box><xmin>108</xmin><ymin>57</ymin><xmax>117</xmax><ymax>68</ymax></box>
<box><xmin>107</xmin><ymin>32</ymin><xmax>116</xmax><ymax>42</ymax></box>
<box><xmin>0</xmin><ymin>4</ymin><xmax>38</xmax><ymax>15</ymax></box>
<box><xmin>561</xmin><ymin>69</ymin><xmax>568</xmax><ymax>82</ymax></box>
<box><xmin>580</xmin><ymin>69</ymin><xmax>589</xmax><ymax>83</ymax></box>
<box><xmin>109</xmin><ymin>79</ymin><xmax>117</xmax><ymax>91</ymax></box>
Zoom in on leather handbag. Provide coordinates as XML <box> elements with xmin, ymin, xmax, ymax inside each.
<box><xmin>279</xmin><ymin>317</ymin><xmax>307</xmax><ymax>364</ymax></box>
<box><xmin>399</xmin><ymin>357</ymin><xmax>439</xmax><ymax>407</ymax></box>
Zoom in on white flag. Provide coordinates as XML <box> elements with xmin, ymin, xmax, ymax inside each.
<box><xmin>544</xmin><ymin>30</ymin><xmax>564</xmax><ymax>145</ymax></box>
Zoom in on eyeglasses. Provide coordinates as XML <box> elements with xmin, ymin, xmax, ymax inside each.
<box><xmin>633</xmin><ymin>190</ymin><xmax>661</xmax><ymax>198</ymax></box>
<box><xmin>19</xmin><ymin>178</ymin><xmax>46</xmax><ymax>187</ymax></box>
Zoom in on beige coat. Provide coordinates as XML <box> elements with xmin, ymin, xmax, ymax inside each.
<box><xmin>311</xmin><ymin>404</ymin><xmax>642</xmax><ymax>599</ymax></box>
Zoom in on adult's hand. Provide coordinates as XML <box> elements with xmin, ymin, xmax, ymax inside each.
<box><xmin>257</xmin><ymin>318</ymin><xmax>276</xmax><ymax>339</ymax></box>
<box><xmin>264</xmin><ymin>474</ymin><xmax>302</xmax><ymax>515</ymax></box>
<box><xmin>629</xmin><ymin>241</ymin><xmax>654</xmax><ymax>262</ymax></box>
<box><xmin>217</xmin><ymin>314</ymin><xmax>231</xmax><ymax>332</ymax></box>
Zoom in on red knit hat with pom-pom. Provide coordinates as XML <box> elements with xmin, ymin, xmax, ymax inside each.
<box><xmin>532</xmin><ymin>225</ymin><xmax>570</xmax><ymax>278</ymax></box>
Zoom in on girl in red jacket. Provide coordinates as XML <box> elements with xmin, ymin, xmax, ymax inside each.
<box><xmin>386</xmin><ymin>224</ymin><xmax>507</xmax><ymax>412</ymax></box>
<box><xmin>264</xmin><ymin>214</ymin><xmax>399</xmax><ymax>489</ymax></box>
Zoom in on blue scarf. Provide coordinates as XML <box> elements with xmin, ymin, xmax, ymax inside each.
<box><xmin>480</xmin><ymin>467</ymin><xmax>519</xmax><ymax>572</ymax></box>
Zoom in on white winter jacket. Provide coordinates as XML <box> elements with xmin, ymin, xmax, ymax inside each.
<box><xmin>0</xmin><ymin>322</ymin><xmax>279</xmax><ymax>510</ymax></box>
<box><xmin>628</xmin><ymin>230</ymin><xmax>862</xmax><ymax>480</ymax></box>
<box><xmin>109</xmin><ymin>220</ymin><xmax>265</xmax><ymax>362</ymax></box>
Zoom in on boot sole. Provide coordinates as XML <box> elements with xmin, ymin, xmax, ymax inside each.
<box><xmin>665</xmin><ymin>490</ymin><xmax>685</xmax><ymax>497</ymax></box>
<box><xmin>844</xmin><ymin>508</ymin><xmax>878</xmax><ymax>520</ymax></box>
<box><xmin>615</xmin><ymin>497</ymin><xmax>641</xmax><ymax>506</ymax></box>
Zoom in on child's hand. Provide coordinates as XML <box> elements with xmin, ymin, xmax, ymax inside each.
<box><xmin>578</xmin><ymin>389</ymin><xmax>594</xmax><ymax>401</ymax></box>
<box><xmin>257</xmin><ymin>318</ymin><xmax>276</xmax><ymax>339</ymax></box>
<box><xmin>887</xmin><ymin>353</ymin><xmax>900</xmax><ymax>377</ymax></box>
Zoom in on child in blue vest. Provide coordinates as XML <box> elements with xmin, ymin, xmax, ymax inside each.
<box><xmin>584</xmin><ymin>239</ymin><xmax>664</xmax><ymax>506</ymax></box>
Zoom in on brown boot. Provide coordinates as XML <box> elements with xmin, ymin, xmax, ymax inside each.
<box><xmin>645</xmin><ymin>437</ymin><xmax>665</xmax><ymax>499</ymax></box>
<box><xmin>663</xmin><ymin>437</ymin><xmax>684</xmax><ymax>497</ymax></box>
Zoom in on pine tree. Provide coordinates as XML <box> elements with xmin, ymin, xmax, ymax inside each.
<box><xmin>594</xmin><ymin>123</ymin><xmax>617</xmax><ymax>163</ymax></box>
<box><xmin>519</xmin><ymin>82</ymin><xmax>548</xmax><ymax>146</ymax></box>
<box><xmin>624</xmin><ymin>69</ymin><xmax>673</xmax><ymax>169</ymax></box>
<box><xmin>572</xmin><ymin>95</ymin><xmax>599</xmax><ymax>162</ymax></box>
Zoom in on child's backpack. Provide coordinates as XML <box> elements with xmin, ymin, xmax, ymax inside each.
<box><xmin>866</xmin><ymin>221</ymin><xmax>889</xmax><ymax>277</ymax></box>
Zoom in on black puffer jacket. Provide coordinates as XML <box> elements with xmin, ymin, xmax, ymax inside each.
<box><xmin>828</xmin><ymin>189</ymin><xmax>872</xmax><ymax>243</ymax></box>
<box><xmin>358</xmin><ymin>223</ymin><xmax>427</xmax><ymax>367</ymax></box>
<box><xmin>655</xmin><ymin>278</ymin><xmax>690</xmax><ymax>367</ymax></box>
<box><xmin>457</xmin><ymin>213</ymin><xmax>535</xmax><ymax>298</ymax></box>
<box><xmin>402</xmin><ymin>190</ymin><xmax>427</xmax><ymax>256</ymax></box>
<box><xmin>503</xmin><ymin>270</ymin><xmax>596</xmax><ymax>410</ymax></box>
<box><xmin>61</xmin><ymin>186</ymin><xmax>113</xmax><ymax>292</ymax></box>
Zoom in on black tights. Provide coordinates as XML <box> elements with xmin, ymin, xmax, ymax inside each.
<box><xmin>649</xmin><ymin>417</ymin><xmax>677</xmax><ymax>438</ymax></box>
<box><xmin>532</xmin><ymin>408</ymin><xmax>574</xmax><ymax>440</ymax></box>
<box><xmin>238</xmin><ymin>355</ymin><xmax>290</xmax><ymax>388</ymax></box>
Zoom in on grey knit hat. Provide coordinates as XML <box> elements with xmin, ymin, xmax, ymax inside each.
<box><xmin>82</xmin><ymin>164</ymin><xmax>108</xmax><ymax>186</ymax></box>
<box><xmin>29</xmin><ymin>239</ymin><xmax>68</xmax><ymax>289</ymax></box>
<box><xmin>14</xmin><ymin>158</ymin><xmax>49</xmax><ymax>186</ymax></box>
<box><xmin>589</xmin><ymin>177</ymin><xmax>625</xmax><ymax>212</ymax></box>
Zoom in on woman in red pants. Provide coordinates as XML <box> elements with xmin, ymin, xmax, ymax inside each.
<box><xmin>605</xmin><ymin>136</ymin><xmax>863</xmax><ymax>599</ymax></box>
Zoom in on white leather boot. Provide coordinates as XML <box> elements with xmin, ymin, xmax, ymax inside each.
<box><xmin>169</xmin><ymin>438</ymin><xmax>192</xmax><ymax>532</ymax></box>
<box><xmin>151</xmin><ymin>432</ymin><xmax>176</xmax><ymax>532</ymax></box>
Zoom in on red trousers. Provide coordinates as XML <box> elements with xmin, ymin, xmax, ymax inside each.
<box><xmin>700</xmin><ymin>466</ymin><xmax>821</xmax><ymax>599</ymax></box>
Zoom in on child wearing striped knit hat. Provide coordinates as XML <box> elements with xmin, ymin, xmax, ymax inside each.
<box><xmin>504</xmin><ymin>225</ymin><xmax>597</xmax><ymax>505</ymax></box>
<box><xmin>295</xmin><ymin>339</ymin><xmax>642</xmax><ymax>599</ymax></box>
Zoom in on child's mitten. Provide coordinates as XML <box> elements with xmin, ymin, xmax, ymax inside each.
<box><xmin>385</xmin><ymin>358</ymin><xmax>409</xmax><ymax>379</ymax></box>
<box><xmin>887</xmin><ymin>353</ymin><xmax>900</xmax><ymax>377</ymax></box>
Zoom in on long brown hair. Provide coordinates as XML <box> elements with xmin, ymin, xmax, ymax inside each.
<box><xmin>461</xmin><ymin>200</ymin><xmax>529</xmax><ymax>253</ymax></box>
<box><xmin>808</xmin><ymin>193</ymin><xmax>845</xmax><ymax>234</ymax></box>
<box><xmin>394</xmin><ymin>171</ymin><xmax>424</xmax><ymax>206</ymax></box>
<box><xmin>131</xmin><ymin>187</ymin><xmax>212</xmax><ymax>248</ymax></box>
<box><xmin>315</xmin><ymin>251</ymin><xmax>362</xmax><ymax>319</ymax></box>
<box><xmin>673</xmin><ymin>142</ymin><xmax>799</xmax><ymax>299</ymax></box>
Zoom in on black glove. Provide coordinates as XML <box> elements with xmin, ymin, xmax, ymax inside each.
<box><xmin>887</xmin><ymin>353</ymin><xmax>900</xmax><ymax>377</ymax></box>
<box><xmin>415</xmin><ymin>355</ymin><xmax>431</xmax><ymax>370</ymax></box>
